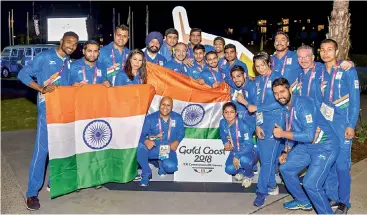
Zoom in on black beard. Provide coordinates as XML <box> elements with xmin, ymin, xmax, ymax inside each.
<box><xmin>148</xmin><ymin>46</ymin><xmax>159</xmax><ymax>53</ymax></box>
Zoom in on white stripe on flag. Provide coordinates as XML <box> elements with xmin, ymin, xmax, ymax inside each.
<box><xmin>148</xmin><ymin>95</ymin><xmax>225</xmax><ymax>129</ymax></box>
<box><xmin>48</xmin><ymin>115</ymin><xmax>145</xmax><ymax>159</ymax></box>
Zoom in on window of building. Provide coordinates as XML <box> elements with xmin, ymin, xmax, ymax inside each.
<box><xmin>307</xmin><ymin>19</ymin><xmax>311</xmax><ymax>23</ymax></box>
<box><xmin>282</xmin><ymin>26</ymin><xmax>289</xmax><ymax>32</ymax></box>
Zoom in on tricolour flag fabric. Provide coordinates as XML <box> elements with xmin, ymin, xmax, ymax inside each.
<box><xmin>46</xmin><ymin>84</ymin><xmax>155</xmax><ymax>198</ymax></box>
<box><xmin>146</xmin><ymin>63</ymin><xmax>232</xmax><ymax>182</ymax></box>
<box><xmin>146</xmin><ymin>62</ymin><xmax>230</xmax><ymax>142</ymax></box>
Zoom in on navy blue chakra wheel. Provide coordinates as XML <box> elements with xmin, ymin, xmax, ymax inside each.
<box><xmin>181</xmin><ymin>104</ymin><xmax>205</xmax><ymax>126</ymax></box>
<box><xmin>83</xmin><ymin>120</ymin><xmax>113</xmax><ymax>149</ymax></box>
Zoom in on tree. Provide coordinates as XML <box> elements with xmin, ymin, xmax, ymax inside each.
<box><xmin>326</xmin><ymin>0</ymin><xmax>351</xmax><ymax>60</ymax></box>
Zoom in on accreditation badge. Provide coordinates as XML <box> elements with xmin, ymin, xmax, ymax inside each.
<box><xmin>320</xmin><ymin>102</ymin><xmax>334</xmax><ymax>122</ymax></box>
<box><xmin>38</xmin><ymin>92</ymin><xmax>45</xmax><ymax>104</ymax></box>
<box><xmin>159</xmin><ymin>145</ymin><xmax>170</xmax><ymax>160</ymax></box>
<box><xmin>256</xmin><ymin>112</ymin><xmax>264</xmax><ymax>124</ymax></box>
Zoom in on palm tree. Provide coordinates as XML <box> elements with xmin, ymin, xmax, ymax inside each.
<box><xmin>326</xmin><ymin>0</ymin><xmax>351</xmax><ymax>60</ymax></box>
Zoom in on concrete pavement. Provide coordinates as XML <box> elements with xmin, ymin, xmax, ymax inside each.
<box><xmin>1</xmin><ymin>129</ymin><xmax>366</xmax><ymax>214</ymax></box>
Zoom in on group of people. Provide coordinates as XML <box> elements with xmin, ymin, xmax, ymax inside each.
<box><xmin>18</xmin><ymin>23</ymin><xmax>360</xmax><ymax>215</ymax></box>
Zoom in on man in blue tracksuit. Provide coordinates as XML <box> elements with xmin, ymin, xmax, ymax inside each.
<box><xmin>144</xmin><ymin>31</ymin><xmax>167</xmax><ymax>66</ymax></box>
<box><xmin>68</xmin><ymin>40</ymin><xmax>110</xmax><ymax>87</ymax></box>
<box><xmin>271</xmin><ymin>31</ymin><xmax>302</xmax><ymax>93</ymax></box>
<box><xmin>187</xmin><ymin>44</ymin><xmax>208</xmax><ymax>80</ymax></box>
<box><xmin>272</xmin><ymin>77</ymin><xmax>340</xmax><ymax>214</ymax></box>
<box><xmin>220</xmin><ymin>102</ymin><xmax>257</xmax><ymax>188</ymax></box>
<box><xmin>221</xmin><ymin>44</ymin><xmax>249</xmax><ymax>80</ymax></box>
<box><xmin>98</xmin><ymin>24</ymin><xmax>131</xmax><ymax>86</ymax></box>
<box><xmin>213</xmin><ymin>36</ymin><xmax>226</xmax><ymax>67</ymax></box>
<box><xmin>164</xmin><ymin>42</ymin><xmax>190</xmax><ymax>77</ymax></box>
<box><xmin>159</xmin><ymin>28</ymin><xmax>179</xmax><ymax>62</ymax></box>
<box><xmin>18</xmin><ymin>32</ymin><xmax>79</xmax><ymax>211</ymax></box>
<box><xmin>318</xmin><ymin>39</ymin><xmax>360</xmax><ymax>214</ymax></box>
<box><xmin>186</xmin><ymin>28</ymin><xmax>214</xmax><ymax>61</ymax></box>
<box><xmin>200</xmin><ymin>51</ymin><xmax>224</xmax><ymax>88</ymax></box>
<box><xmin>137</xmin><ymin>97</ymin><xmax>185</xmax><ymax>186</ymax></box>
<box><xmin>240</xmin><ymin>51</ymin><xmax>285</xmax><ymax>206</ymax></box>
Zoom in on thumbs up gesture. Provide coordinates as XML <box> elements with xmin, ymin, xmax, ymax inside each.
<box><xmin>273</xmin><ymin>123</ymin><xmax>284</xmax><ymax>139</ymax></box>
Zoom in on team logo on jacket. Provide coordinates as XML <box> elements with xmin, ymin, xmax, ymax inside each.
<box><xmin>181</xmin><ymin>104</ymin><xmax>205</xmax><ymax>126</ymax></box>
<box><xmin>83</xmin><ymin>120</ymin><xmax>112</xmax><ymax>149</ymax></box>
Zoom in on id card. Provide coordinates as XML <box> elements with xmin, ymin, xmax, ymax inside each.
<box><xmin>159</xmin><ymin>145</ymin><xmax>170</xmax><ymax>160</ymax></box>
<box><xmin>39</xmin><ymin>92</ymin><xmax>45</xmax><ymax>104</ymax></box>
<box><xmin>232</xmin><ymin>90</ymin><xmax>242</xmax><ymax>101</ymax></box>
<box><xmin>256</xmin><ymin>112</ymin><xmax>264</xmax><ymax>124</ymax></box>
<box><xmin>320</xmin><ymin>103</ymin><xmax>334</xmax><ymax>122</ymax></box>
<box><xmin>266</xmin><ymin>80</ymin><xmax>272</xmax><ymax>88</ymax></box>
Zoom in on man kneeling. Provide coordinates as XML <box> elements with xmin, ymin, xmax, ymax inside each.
<box><xmin>137</xmin><ymin>96</ymin><xmax>185</xmax><ymax>186</ymax></box>
<box><xmin>220</xmin><ymin>102</ymin><xmax>257</xmax><ymax>188</ymax></box>
<box><xmin>272</xmin><ymin>78</ymin><xmax>339</xmax><ymax>214</ymax></box>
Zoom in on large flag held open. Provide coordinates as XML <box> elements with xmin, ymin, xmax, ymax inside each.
<box><xmin>46</xmin><ymin>84</ymin><xmax>155</xmax><ymax>198</ymax></box>
<box><xmin>46</xmin><ymin>62</ymin><xmax>232</xmax><ymax>198</ymax></box>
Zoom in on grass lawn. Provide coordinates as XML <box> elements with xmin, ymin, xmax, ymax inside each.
<box><xmin>1</xmin><ymin>98</ymin><xmax>37</xmax><ymax>131</ymax></box>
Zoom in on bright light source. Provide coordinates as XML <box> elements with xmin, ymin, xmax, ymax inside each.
<box><xmin>47</xmin><ymin>17</ymin><xmax>88</xmax><ymax>42</ymax></box>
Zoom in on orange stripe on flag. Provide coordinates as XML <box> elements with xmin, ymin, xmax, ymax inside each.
<box><xmin>45</xmin><ymin>84</ymin><xmax>156</xmax><ymax>124</ymax></box>
<box><xmin>146</xmin><ymin>62</ymin><xmax>230</xmax><ymax>103</ymax></box>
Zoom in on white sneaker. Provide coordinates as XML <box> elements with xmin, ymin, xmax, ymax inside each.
<box><xmin>148</xmin><ymin>163</ymin><xmax>157</xmax><ymax>170</ymax></box>
<box><xmin>242</xmin><ymin>177</ymin><xmax>253</xmax><ymax>188</ymax></box>
<box><xmin>268</xmin><ymin>186</ymin><xmax>279</xmax><ymax>195</ymax></box>
<box><xmin>234</xmin><ymin>174</ymin><xmax>244</xmax><ymax>181</ymax></box>
<box><xmin>46</xmin><ymin>185</ymin><xmax>50</xmax><ymax>192</ymax></box>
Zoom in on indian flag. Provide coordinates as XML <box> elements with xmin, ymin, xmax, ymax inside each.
<box><xmin>146</xmin><ymin>63</ymin><xmax>231</xmax><ymax>182</ymax></box>
<box><xmin>45</xmin><ymin>84</ymin><xmax>155</xmax><ymax>198</ymax></box>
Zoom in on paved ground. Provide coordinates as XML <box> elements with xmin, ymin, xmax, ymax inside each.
<box><xmin>2</xmin><ymin>129</ymin><xmax>367</xmax><ymax>214</ymax></box>
<box><xmin>1</xmin><ymin>130</ymin><xmax>287</xmax><ymax>214</ymax></box>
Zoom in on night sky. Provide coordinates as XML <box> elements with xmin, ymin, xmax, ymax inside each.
<box><xmin>1</xmin><ymin>1</ymin><xmax>367</xmax><ymax>54</ymax></box>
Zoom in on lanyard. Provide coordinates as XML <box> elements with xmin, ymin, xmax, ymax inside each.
<box><xmin>82</xmin><ymin>66</ymin><xmax>98</xmax><ymax>84</ymax></box>
<box><xmin>281</xmin><ymin>56</ymin><xmax>288</xmax><ymax>76</ymax></box>
<box><xmin>227</xmin><ymin>119</ymin><xmax>240</xmax><ymax>152</ymax></box>
<box><xmin>271</xmin><ymin>56</ymin><xmax>287</xmax><ymax>76</ymax></box>
<box><xmin>46</xmin><ymin>59</ymin><xmax>67</xmax><ymax>86</ymax></box>
<box><xmin>209</xmin><ymin>68</ymin><xmax>217</xmax><ymax>82</ymax></box>
<box><xmin>300</xmin><ymin>64</ymin><xmax>315</xmax><ymax>97</ymax></box>
<box><xmin>137</xmin><ymin>73</ymin><xmax>142</xmax><ymax>84</ymax></box>
<box><xmin>111</xmin><ymin>48</ymin><xmax>126</xmax><ymax>68</ymax></box>
<box><xmin>158</xmin><ymin>117</ymin><xmax>172</xmax><ymax>143</ymax></box>
<box><xmin>329</xmin><ymin>61</ymin><xmax>339</xmax><ymax>102</ymax></box>
<box><xmin>286</xmin><ymin>107</ymin><xmax>294</xmax><ymax>131</ymax></box>
<box><xmin>260</xmin><ymin>73</ymin><xmax>271</xmax><ymax>104</ymax></box>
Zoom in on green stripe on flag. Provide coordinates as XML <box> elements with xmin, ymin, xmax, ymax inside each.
<box><xmin>50</xmin><ymin>148</ymin><xmax>137</xmax><ymax>198</ymax></box>
<box><xmin>184</xmin><ymin>127</ymin><xmax>220</xmax><ymax>139</ymax></box>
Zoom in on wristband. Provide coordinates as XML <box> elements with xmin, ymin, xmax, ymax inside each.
<box><xmin>281</xmin><ymin>150</ymin><xmax>288</xmax><ymax>154</ymax></box>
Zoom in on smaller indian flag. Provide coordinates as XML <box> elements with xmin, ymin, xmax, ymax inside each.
<box><xmin>45</xmin><ymin>84</ymin><xmax>155</xmax><ymax>198</ymax></box>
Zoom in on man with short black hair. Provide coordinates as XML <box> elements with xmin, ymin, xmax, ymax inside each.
<box><xmin>68</xmin><ymin>40</ymin><xmax>111</xmax><ymax>87</ymax></box>
<box><xmin>159</xmin><ymin>28</ymin><xmax>179</xmax><ymax>61</ymax></box>
<box><xmin>18</xmin><ymin>31</ymin><xmax>79</xmax><ymax>211</ymax></box>
<box><xmin>272</xmin><ymin>77</ymin><xmax>339</xmax><ymax>214</ymax></box>
<box><xmin>99</xmin><ymin>24</ymin><xmax>131</xmax><ymax>86</ymax></box>
<box><xmin>221</xmin><ymin>44</ymin><xmax>249</xmax><ymax>79</ymax></box>
<box><xmin>319</xmin><ymin>38</ymin><xmax>360</xmax><ymax>214</ymax></box>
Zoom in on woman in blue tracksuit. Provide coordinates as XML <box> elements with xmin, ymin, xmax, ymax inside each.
<box><xmin>239</xmin><ymin>51</ymin><xmax>286</xmax><ymax>207</ymax></box>
<box><xmin>220</xmin><ymin>102</ymin><xmax>257</xmax><ymax>188</ymax></box>
<box><xmin>114</xmin><ymin>49</ymin><xmax>147</xmax><ymax>86</ymax></box>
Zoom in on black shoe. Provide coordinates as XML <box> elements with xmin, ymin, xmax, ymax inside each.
<box><xmin>330</xmin><ymin>200</ymin><xmax>339</xmax><ymax>208</ymax></box>
<box><xmin>335</xmin><ymin>203</ymin><xmax>348</xmax><ymax>214</ymax></box>
<box><xmin>26</xmin><ymin>196</ymin><xmax>40</xmax><ymax>210</ymax></box>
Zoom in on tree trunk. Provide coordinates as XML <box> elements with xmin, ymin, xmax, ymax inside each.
<box><xmin>326</xmin><ymin>0</ymin><xmax>351</xmax><ymax>60</ymax></box>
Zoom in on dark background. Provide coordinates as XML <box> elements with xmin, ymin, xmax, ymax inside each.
<box><xmin>1</xmin><ymin>1</ymin><xmax>367</xmax><ymax>55</ymax></box>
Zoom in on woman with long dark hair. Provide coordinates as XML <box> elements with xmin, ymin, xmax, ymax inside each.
<box><xmin>115</xmin><ymin>49</ymin><xmax>147</xmax><ymax>86</ymax></box>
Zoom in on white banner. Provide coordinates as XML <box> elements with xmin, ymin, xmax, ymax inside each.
<box><xmin>174</xmin><ymin>139</ymin><xmax>232</xmax><ymax>182</ymax></box>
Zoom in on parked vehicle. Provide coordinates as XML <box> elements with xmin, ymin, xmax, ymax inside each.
<box><xmin>1</xmin><ymin>44</ymin><xmax>58</xmax><ymax>78</ymax></box>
